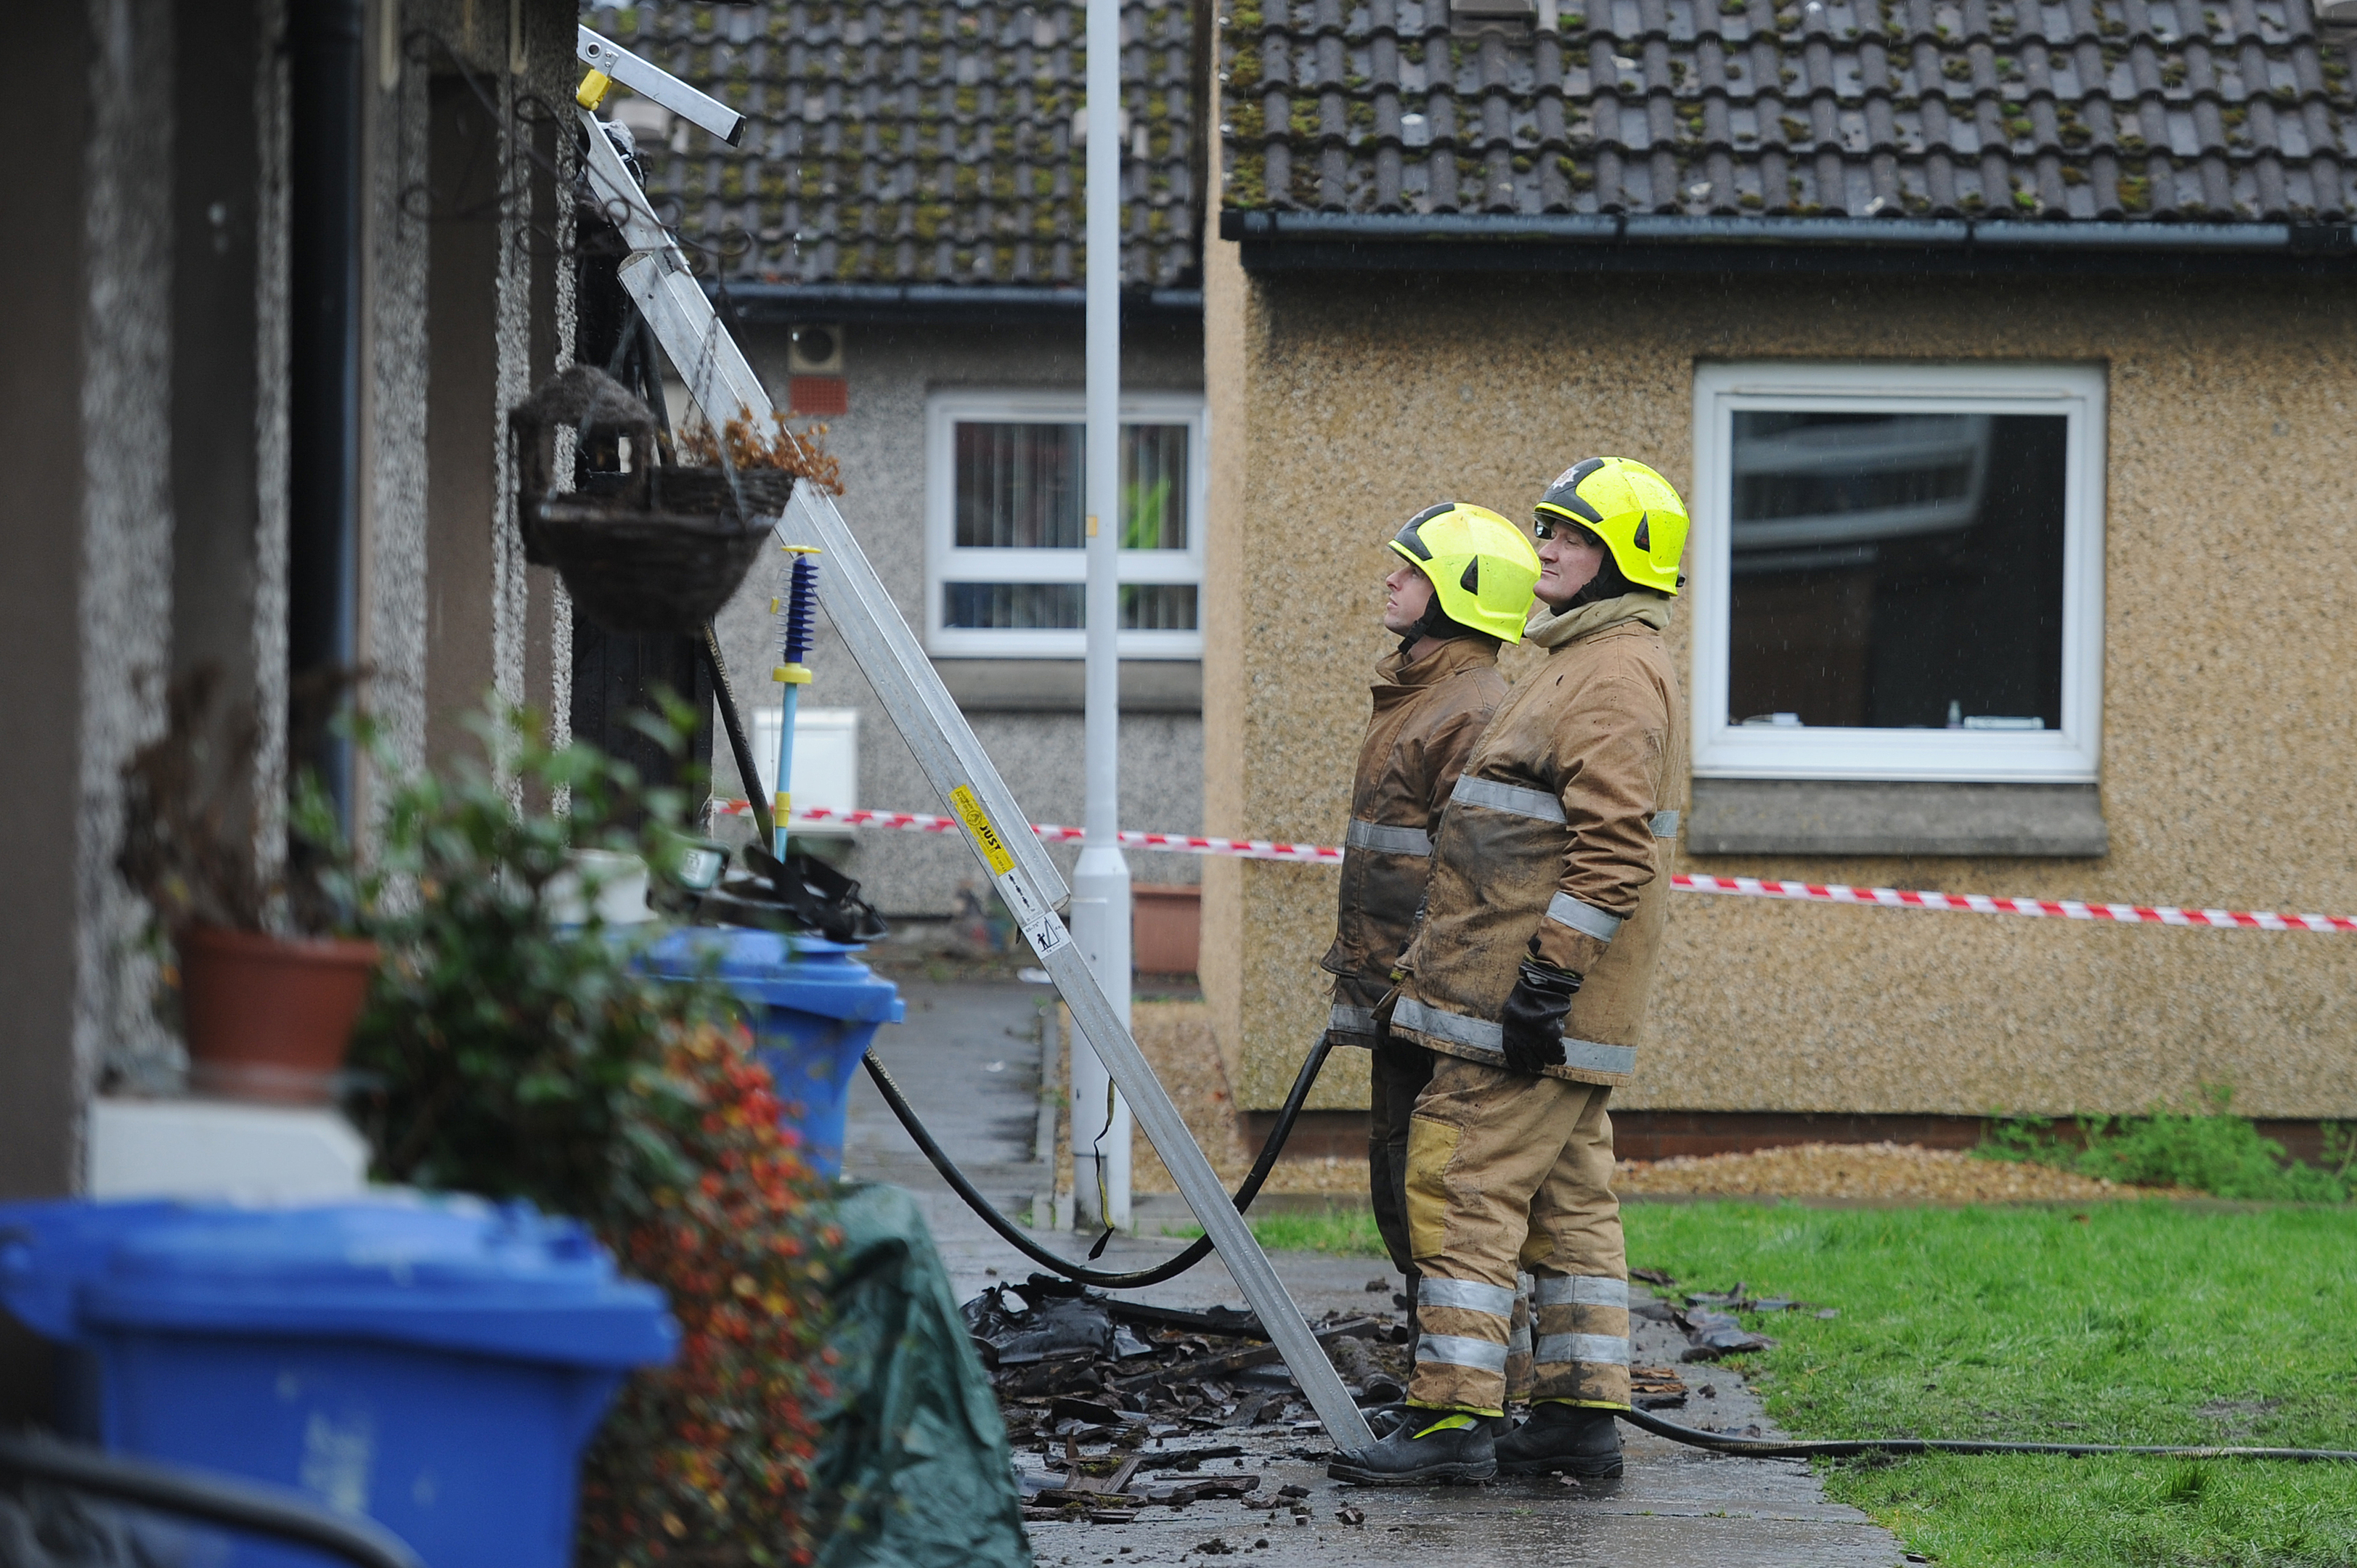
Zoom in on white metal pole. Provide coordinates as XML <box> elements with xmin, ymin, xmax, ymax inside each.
<box><xmin>1071</xmin><ymin>0</ymin><xmax>1132</xmax><ymax>1232</ymax></box>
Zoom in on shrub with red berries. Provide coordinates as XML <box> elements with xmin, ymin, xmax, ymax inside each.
<box><xmin>575</xmin><ymin>1019</ymin><xmax>836</xmax><ymax>1567</ymax></box>
<box><xmin>336</xmin><ymin>706</ymin><xmax>837</xmax><ymax>1567</ymax></box>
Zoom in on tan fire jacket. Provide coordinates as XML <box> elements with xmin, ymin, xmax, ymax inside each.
<box><xmin>1391</xmin><ymin>593</ymin><xmax>1685</xmax><ymax>1086</ymax></box>
<box><xmin>1320</xmin><ymin>637</ymin><xmax>1507</xmax><ymax>1047</ymax></box>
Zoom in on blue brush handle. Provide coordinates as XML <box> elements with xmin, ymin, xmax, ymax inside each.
<box><xmin>772</xmin><ymin>551</ymin><xmax>822</xmax><ymax>859</ymax></box>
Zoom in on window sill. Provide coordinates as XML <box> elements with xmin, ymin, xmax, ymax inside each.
<box><xmin>1686</xmin><ymin>780</ymin><xmax>2107</xmax><ymax>857</ymax></box>
<box><xmin>933</xmin><ymin>658</ymin><xmax>1202</xmax><ymax>714</ymax></box>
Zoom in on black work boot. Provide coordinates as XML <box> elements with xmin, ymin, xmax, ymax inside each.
<box><xmin>1494</xmin><ymin>1401</ymin><xmax>1624</xmax><ymax>1479</ymax></box>
<box><xmin>1328</xmin><ymin>1410</ymin><xmax>1497</xmax><ymax>1486</ymax></box>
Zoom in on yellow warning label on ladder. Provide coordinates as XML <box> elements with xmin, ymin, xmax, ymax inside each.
<box><xmin>949</xmin><ymin>785</ymin><xmax>1015</xmax><ymax>875</ymax></box>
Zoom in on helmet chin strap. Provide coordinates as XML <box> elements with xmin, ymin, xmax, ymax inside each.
<box><xmin>1401</xmin><ymin>585</ymin><xmax>1485</xmax><ymax>650</ymax></box>
<box><xmin>1567</xmin><ymin>547</ymin><xmax>1639</xmax><ymax>608</ymax></box>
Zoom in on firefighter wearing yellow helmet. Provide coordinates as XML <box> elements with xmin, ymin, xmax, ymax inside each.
<box><xmin>1335</xmin><ymin>461</ymin><xmax>1689</xmax><ymax>1487</ymax></box>
<box><xmin>1384</xmin><ymin>502</ymin><xmax>1545</xmax><ymax>642</ymax></box>
<box><xmin>1320</xmin><ymin>503</ymin><xmax>1539</xmax><ymax>1313</ymax></box>
<box><xmin>1531</xmin><ymin>455</ymin><xmax>1690</xmax><ymax>597</ymax></box>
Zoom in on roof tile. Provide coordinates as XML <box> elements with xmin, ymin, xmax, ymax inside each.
<box><xmin>1220</xmin><ymin>0</ymin><xmax>2357</xmax><ymax>221</ymax></box>
<box><xmin>606</xmin><ymin>0</ymin><xmax>1199</xmax><ymax>287</ymax></box>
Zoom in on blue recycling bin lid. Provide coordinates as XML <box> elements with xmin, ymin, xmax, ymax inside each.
<box><xmin>643</xmin><ymin>926</ymin><xmax>904</xmax><ymax>1024</ymax></box>
<box><xmin>0</xmin><ymin>1200</ymin><xmax>182</xmax><ymax>1345</ymax></box>
<box><xmin>0</xmin><ymin>1196</ymin><xmax>676</xmax><ymax>1371</ymax></box>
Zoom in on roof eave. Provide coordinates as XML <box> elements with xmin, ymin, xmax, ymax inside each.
<box><xmin>1219</xmin><ymin>210</ymin><xmax>2357</xmax><ymax>277</ymax></box>
<box><xmin>701</xmin><ymin>281</ymin><xmax>1205</xmax><ymax>326</ymax></box>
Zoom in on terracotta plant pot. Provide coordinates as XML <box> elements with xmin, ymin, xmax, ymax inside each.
<box><xmin>178</xmin><ymin>926</ymin><xmax>379</xmax><ymax>1106</ymax></box>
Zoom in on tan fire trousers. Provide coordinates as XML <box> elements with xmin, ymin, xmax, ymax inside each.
<box><xmin>1403</xmin><ymin>1055</ymin><xmax>1630</xmax><ymax>1416</ymax></box>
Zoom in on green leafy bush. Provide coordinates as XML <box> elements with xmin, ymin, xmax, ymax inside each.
<box><xmin>338</xmin><ymin>701</ymin><xmax>712</xmax><ymax>1207</ymax></box>
<box><xmin>325</xmin><ymin>701</ymin><xmax>833</xmax><ymax>1566</ymax></box>
<box><xmin>1979</xmin><ymin>1087</ymin><xmax>2353</xmax><ymax>1203</ymax></box>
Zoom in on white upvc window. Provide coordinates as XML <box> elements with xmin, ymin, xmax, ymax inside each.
<box><xmin>1688</xmin><ymin>362</ymin><xmax>2106</xmax><ymax>783</ymax></box>
<box><xmin>924</xmin><ymin>390</ymin><xmax>1207</xmax><ymax>658</ymax></box>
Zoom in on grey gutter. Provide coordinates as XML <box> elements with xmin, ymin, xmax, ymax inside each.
<box><xmin>704</xmin><ymin>281</ymin><xmax>1204</xmax><ymax>324</ymax></box>
<box><xmin>1221</xmin><ymin>208</ymin><xmax>2357</xmax><ymax>255</ymax></box>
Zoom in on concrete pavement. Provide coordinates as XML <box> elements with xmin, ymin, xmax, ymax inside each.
<box><xmin>842</xmin><ymin>976</ymin><xmax>1910</xmax><ymax>1567</ymax></box>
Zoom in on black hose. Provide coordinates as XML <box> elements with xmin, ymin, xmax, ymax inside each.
<box><xmin>879</xmin><ymin>1040</ymin><xmax>2357</xmax><ymax>1468</ymax></box>
<box><xmin>863</xmin><ymin>1034</ymin><xmax>1336</xmax><ymax>1289</ymax></box>
<box><xmin>0</xmin><ymin>1432</ymin><xmax>424</xmax><ymax>1568</ymax></box>
<box><xmin>862</xmin><ymin>969</ymin><xmax>2357</xmax><ymax>1462</ymax></box>
<box><xmin>698</xmin><ymin>624</ymin><xmax>775</xmax><ymax>845</ymax></box>
<box><xmin>1617</xmin><ymin>1406</ymin><xmax>2357</xmax><ymax>1463</ymax></box>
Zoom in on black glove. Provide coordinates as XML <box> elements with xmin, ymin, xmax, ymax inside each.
<box><xmin>1371</xmin><ymin>987</ymin><xmax>1402</xmax><ymax>1055</ymax></box>
<box><xmin>1499</xmin><ymin>960</ymin><xmax>1581</xmax><ymax>1074</ymax></box>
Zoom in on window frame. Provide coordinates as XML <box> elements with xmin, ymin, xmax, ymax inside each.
<box><xmin>924</xmin><ymin>388</ymin><xmax>1208</xmax><ymax>659</ymax></box>
<box><xmin>1689</xmin><ymin>362</ymin><xmax>2106</xmax><ymax>784</ymax></box>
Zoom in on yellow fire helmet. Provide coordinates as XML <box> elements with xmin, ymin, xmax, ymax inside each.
<box><xmin>1388</xmin><ymin>502</ymin><xmax>1543</xmax><ymax>644</ymax></box>
<box><xmin>1532</xmin><ymin>457</ymin><xmax>1690</xmax><ymax>595</ymax></box>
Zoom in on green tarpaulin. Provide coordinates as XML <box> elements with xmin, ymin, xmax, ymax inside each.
<box><xmin>809</xmin><ymin>1185</ymin><xmax>1030</xmax><ymax>1568</ymax></box>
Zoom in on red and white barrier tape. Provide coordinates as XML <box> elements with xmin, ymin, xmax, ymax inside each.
<box><xmin>720</xmin><ymin>801</ymin><xmax>1343</xmax><ymax>862</ymax></box>
<box><xmin>1669</xmin><ymin>874</ymin><xmax>2357</xmax><ymax>933</ymax></box>
<box><xmin>719</xmin><ymin>801</ymin><xmax>2356</xmax><ymax>931</ymax></box>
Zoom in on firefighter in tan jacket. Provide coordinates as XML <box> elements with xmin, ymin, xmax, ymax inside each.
<box><xmin>1320</xmin><ymin>504</ymin><xmax>1539</xmax><ymax>1297</ymax></box>
<box><xmin>1333</xmin><ymin>457</ymin><xmax>1690</xmax><ymax>1487</ymax></box>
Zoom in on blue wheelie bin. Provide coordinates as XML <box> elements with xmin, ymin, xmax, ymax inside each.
<box><xmin>0</xmin><ymin>1195</ymin><xmax>675</xmax><ymax>1568</ymax></box>
<box><xmin>643</xmin><ymin>926</ymin><xmax>905</xmax><ymax>1178</ymax></box>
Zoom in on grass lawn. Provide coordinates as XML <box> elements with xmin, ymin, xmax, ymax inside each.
<box><xmin>1164</xmin><ymin>1207</ymin><xmax>1388</xmax><ymax>1256</ymax></box>
<box><xmin>1191</xmin><ymin>1201</ymin><xmax>2357</xmax><ymax>1567</ymax></box>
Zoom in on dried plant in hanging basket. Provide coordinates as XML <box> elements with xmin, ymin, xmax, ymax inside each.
<box><xmin>508</xmin><ymin>368</ymin><xmax>813</xmax><ymax>637</ymax></box>
<box><xmin>675</xmin><ymin>407</ymin><xmax>845</xmax><ymax>497</ymax></box>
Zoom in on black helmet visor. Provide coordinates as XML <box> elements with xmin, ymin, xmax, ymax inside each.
<box><xmin>1392</xmin><ymin>502</ymin><xmax>1458</xmax><ymax>563</ymax></box>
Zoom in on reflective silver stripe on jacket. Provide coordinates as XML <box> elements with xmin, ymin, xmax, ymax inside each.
<box><xmin>1416</xmin><ymin>1333</ymin><xmax>1510</xmax><ymax>1375</ymax></box>
<box><xmin>1327</xmin><ymin>1004</ymin><xmax>1378</xmax><ymax>1036</ymax></box>
<box><xmin>1545</xmin><ymin>891</ymin><xmax>1624</xmax><ymax>943</ymax></box>
<box><xmin>1534</xmin><ymin>1332</ymin><xmax>1631</xmax><ymax>1367</ymax></box>
<box><xmin>1454</xmin><ymin>778</ymin><xmax>1678</xmax><ymax>841</ymax></box>
<box><xmin>1532</xmin><ymin>1275</ymin><xmax>1629</xmax><ymax>1310</ymax></box>
<box><xmin>1417</xmin><ymin>1275</ymin><xmax>1515</xmax><ymax>1318</ymax></box>
<box><xmin>1508</xmin><ymin>1319</ymin><xmax>1532</xmax><ymax>1355</ymax></box>
<box><xmin>1451</xmin><ymin>776</ymin><xmax>1568</xmax><ymax>822</ymax></box>
<box><xmin>1346</xmin><ymin>819</ymin><xmax>1433</xmax><ymax>857</ymax></box>
<box><xmin>1393</xmin><ymin>997</ymin><xmax>1507</xmax><ymax>1051</ymax></box>
<box><xmin>1390</xmin><ymin>998</ymin><xmax>1639</xmax><ymax>1077</ymax></box>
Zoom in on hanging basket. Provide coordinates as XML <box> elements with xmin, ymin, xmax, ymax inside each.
<box><xmin>508</xmin><ymin>367</ymin><xmax>797</xmax><ymax>636</ymax></box>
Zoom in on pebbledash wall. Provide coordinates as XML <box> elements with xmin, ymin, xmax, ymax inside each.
<box><xmin>705</xmin><ymin>318</ymin><xmax>1208</xmax><ymax>917</ymax></box>
<box><xmin>0</xmin><ymin>0</ymin><xmax>584</xmax><ymax>1172</ymax></box>
<box><xmin>1200</xmin><ymin>239</ymin><xmax>2357</xmax><ymax>1119</ymax></box>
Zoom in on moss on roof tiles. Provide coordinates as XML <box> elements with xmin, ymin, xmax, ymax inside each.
<box><xmin>1218</xmin><ymin>0</ymin><xmax>2357</xmax><ymax>221</ymax></box>
<box><xmin>611</xmin><ymin>0</ymin><xmax>1199</xmax><ymax>287</ymax></box>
